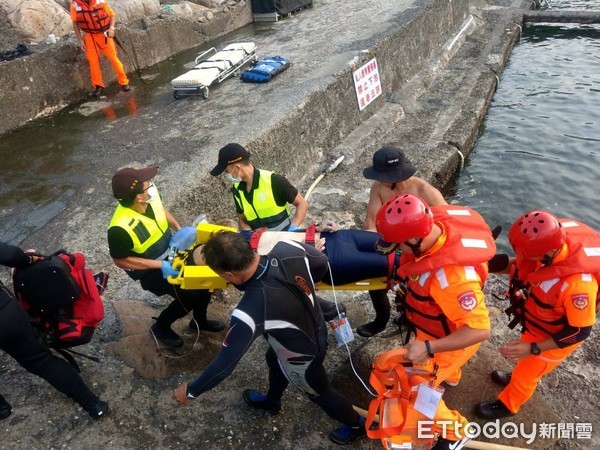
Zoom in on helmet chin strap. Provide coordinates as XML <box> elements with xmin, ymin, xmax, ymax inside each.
<box><xmin>404</xmin><ymin>238</ymin><xmax>423</xmax><ymax>257</ymax></box>
<box><xmin>541</xmin><ymin>248</ymin><xmax>560</xmax><ymax>266</ymax></box>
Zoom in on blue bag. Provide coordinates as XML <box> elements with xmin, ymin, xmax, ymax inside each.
<box><xmin>241</xmin><ymin>56</ymin><xmax>290</xmax><ymax>83</ymax></box>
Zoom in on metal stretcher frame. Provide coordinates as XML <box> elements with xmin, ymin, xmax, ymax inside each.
<box><xmin>171</xmin><ymin>43</ymin><xmax>258</xmax><ymax>100</ymax></box>
<box><xmin>167</xmin><ymin>223</ymin><xmax>389</xmax><ymax>292</ymax></box>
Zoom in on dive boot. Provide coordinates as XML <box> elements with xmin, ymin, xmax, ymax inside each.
<box><xmin>329</xmin><ymin>416</ymin><xmax>367</xmax><ymax>445</ymax></box>
<box><xmin>242</xmin><ymin>389</ymin><xmax>281</xmax><ymax>415</ymax></box>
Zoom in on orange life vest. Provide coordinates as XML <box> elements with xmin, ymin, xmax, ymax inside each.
<box><xmin>507</xmin><ymin>219</ymin><xmax>600</xmax><ymax>336</ymax></box>
<box><xmin>366</xmin><ymin>349</ymin><xmax>436</xmax><ymax>449</ymax></box>
<box><xmin>396</xmin><ymin>205</ymin><xmax>496</xmax><ymax>338</ymax></box>
<box><xmin>72</xmin><ymin>0</ymin><xmax>111</xmax><ymax>34</ymax></box>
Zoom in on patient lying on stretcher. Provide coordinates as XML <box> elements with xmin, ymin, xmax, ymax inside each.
<box><xmin>190</xmin><ymin>221</ymin><xmax>392</xmax><ymax>286</ymax></box>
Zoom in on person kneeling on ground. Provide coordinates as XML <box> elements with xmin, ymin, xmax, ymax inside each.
<box><xmin>107</xmin><ymin>166</ymin><xmax>224</xmax><ymax>348</ymax></box>
<box><xmin>174</xmin><ymin>231</ymin><xmax>367</xmax><ymax>445</ymax></box>
<box><xmin>0</xmin><ymin>241</ymin><xmax>107</xmax><ymax>420</ymax></box>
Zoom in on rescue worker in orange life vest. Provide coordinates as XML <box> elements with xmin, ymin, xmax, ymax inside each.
<box><xmin>71</xmin><ymin>0</ymin><xmax>130</xmax><ymax>97</ymax></box>
<box><xmin>210</xmin><ymin>143</ymin><xmax>308</xmax><ymax>232</ymax></box>
<box><xmin>375</xmin><ymin>195</ymin><xmax>495</xmax><ymax>450</ymax></box>
<box><xmin>375</xmin><ymin>195</ymin><xmax>494</xmax><ymax>385</ymax></box>
<box><xmin>477</xmin><ymin>211</ymin><xmax>599</xmax><ymax>419</ymax></box>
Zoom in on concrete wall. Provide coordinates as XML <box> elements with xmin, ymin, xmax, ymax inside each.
<box><xmin>191</xmin><ymin>0</ymin><xmax>471</xmax><ymax>216</ymax></box>
<box><xmin>0</xmin><ymin>3</ymin><xmax>252</xmax><ymax>135</ymax></box>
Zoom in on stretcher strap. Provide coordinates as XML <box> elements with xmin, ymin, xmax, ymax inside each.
<box><xmin>305</xmin><ymin>224</ymin><xmax>316</xmax><ymax>246</ymax></box>
<box><xmin>193</xmin><ymin>65</ymin><xmax>224</xmax><ymax>71</ymax></box>
<box><xmin>221</xmin><ymin>47</ymin><xmax>251</xmax><ymax>56</ymax></box>
<box><xmin>366</xmin><ymin>364</ymin><xmax>411</xmax><ymax>439</ymax></box>
<box><xmin>386</xmin><ymin>251</ymin><xmax>401</xmax><ymax>290</ymax></box>
<box><xmin>250</xmin><ymin>227</ymin><xmax>268</xmax><ymax>251</ymax></box>
<box><xmin>208</xmin><ymin>58</ymin><xmax>233</xmax><ymax>68</ymax></box>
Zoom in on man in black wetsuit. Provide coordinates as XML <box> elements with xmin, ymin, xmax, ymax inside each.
<box><xmin>173</xmin><ymin>231</ymin><xmax>366</xmax><ymax>445</ymax></box>
<box><xmin>0</xmin><ymin>241</ymin><xmax>107</xmax><ymax>420</ymax></box>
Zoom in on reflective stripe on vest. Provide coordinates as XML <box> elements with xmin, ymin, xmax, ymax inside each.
<box><xmin>72</xmin><ymin>0</ymin><xmax>111</xmax><ymax>34</ymax></box>
<box><xmin>398</xmin><ymin>205</ymin><xmax>496</xmax><ymax>278</ymax></box>
<box><xmin>108</xmin><ymin>194</ymin><xmax>171</xmax><ymax>260</ymax></box>
<box><xmin>232</xmin><ymin>170</ymin><xmax>291</xmax><ymax>230</ymax></box>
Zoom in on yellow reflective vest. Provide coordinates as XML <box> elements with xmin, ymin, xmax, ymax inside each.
<box><xmin>108</xmin><ymin>193</ymin><xmax>171</xmax><ymax>261</ymax></box>
<box><xmin>232</xmin><ymin>169</ymin><xmax>291</xmax><ymax>230</ymax></box>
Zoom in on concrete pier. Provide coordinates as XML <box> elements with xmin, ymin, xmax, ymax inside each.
<box><xmin>524</xmin><ymin>10</ymin><xmax>600</xmax><ymax>24</ymax></box>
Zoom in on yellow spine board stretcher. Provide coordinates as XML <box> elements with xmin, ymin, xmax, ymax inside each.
<box><xmin>168</xmin><ymin>223</ymin><xmax>389</xmax><ymax>291</ymax></box>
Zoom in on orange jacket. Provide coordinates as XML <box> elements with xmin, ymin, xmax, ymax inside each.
<box><xmin>70</xmin><ymin>0</ymin><xmax>113</xmax><ymax>34</ymax></box>
<box><xmin>397</xmin><ymin>205</ymin><xmax>496</xmax><ymax>338</ymax></box>
<box><xmin>508</xmin><ymin>219</ymin><xmax>600</xmax><ymax>338</ymax></box>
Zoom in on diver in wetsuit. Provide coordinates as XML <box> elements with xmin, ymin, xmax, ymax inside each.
<box><xmin>173</xmin><ymin>231</ymin><xmax>366</xmax><ymax>445</ymax></box>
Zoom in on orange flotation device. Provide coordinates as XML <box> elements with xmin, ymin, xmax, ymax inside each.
<box><xmin>366</xmin><ymin>349</ymin><xmax>437</xmax><ymax>449</ymax></box>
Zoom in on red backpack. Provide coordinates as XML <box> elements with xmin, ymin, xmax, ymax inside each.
<box><xmin>13</xmin><ymin>251</ymin><xmax>105</xmax><ymax>357</ymax></box>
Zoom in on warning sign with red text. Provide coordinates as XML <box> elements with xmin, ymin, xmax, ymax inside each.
<box><xmin>353</xmin><ymin>58</ymin><xmax>382</xmax><ymax>111</ymax></box>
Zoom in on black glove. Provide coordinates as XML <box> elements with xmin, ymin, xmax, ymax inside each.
<box><xmin>491</xmin><ymin>225</ymin><xmax>502</xmax><ymax>241</ymax></box>
<box><xmin>488</xmin><ymin>253</ymin><xmax>510</xmax><ymax>273</ymax></box>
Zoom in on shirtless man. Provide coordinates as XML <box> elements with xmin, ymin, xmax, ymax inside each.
<box><xmin>363</xmin><ymin>146</ymin><xmax>447</xmax><ymax>232</ymax></box>
<box><xmin>358</xmin><ymin>146</ymin><xmax>447</xmax><ymax>337</ymax></box>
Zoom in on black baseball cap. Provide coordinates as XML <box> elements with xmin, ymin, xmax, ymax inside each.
<box><xmin>363</xmin><ymin>147</ymin><xmax>416</xmax><ymax>183</ymax></box>
<box><xmin>210</xmin><ymin>143</ymin><xmax>250</xmax><ymax>176</ymax></box>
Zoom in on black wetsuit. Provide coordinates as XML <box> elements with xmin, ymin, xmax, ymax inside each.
<box><xmin>187</xmin><ymin>241</ymin><xmax>360</xmax><ymax>427</ymax></box>
<box><xmin>0</xmin><ymin>242</ymin><xmax>99</xmax><ymax>410</ymax></box>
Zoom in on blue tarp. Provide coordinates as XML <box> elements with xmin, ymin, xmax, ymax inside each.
<box><xmin>240</xmin><ymin>56</ymin><xmax>290</xmax><ymax>83</ymax></box>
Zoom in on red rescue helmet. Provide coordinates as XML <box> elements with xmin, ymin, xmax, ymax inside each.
<box><xmin>376</xmin><ymin>194</ymin><xmax>433</xmax><ymax>244</ymax></box>
<box><xmin>508</xmin><ymin>210</ymin><xmax>566</xmax><ymax>258</ymax></box>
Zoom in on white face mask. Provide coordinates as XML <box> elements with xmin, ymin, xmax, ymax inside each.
<box><xmin>225</xmin><ymin>167</ymin><xmax>242</xmax><ymax>183</ymax></box>
<box><xmin>145</xmin><ymin>184</ymin><xmax>158</xmax><ymax>203</ymax></box>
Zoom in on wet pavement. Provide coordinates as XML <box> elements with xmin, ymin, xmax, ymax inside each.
<box><xmin>1</xmin><ymin>0</ymin><xmax>442</xmax><ymax>258</ymax></box>
<box><xmin>0</xmin><ymin>24</ymin><xmax>258</xmax><ymax>243</ymax></box>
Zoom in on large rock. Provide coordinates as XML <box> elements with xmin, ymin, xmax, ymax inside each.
<box><xmin>160</xmin><ymin>2</ymin><xmax>208</xmax><ymax>18</ymax></box>
<box><xmin>0</xmin><ymin>0</ymin><xmax>72</xmax><ymax>43</ymax></box>
<box><xmin>110</xmin><ymin>0</ymin><xmax>160</xmax><ymax>25</ymax></box>
<box><xmin>108</xmin><ymin>299</ymin><xmax>230</xmax><ymax>379</ymax></box>
<box><xmin>53</xmin><ymin>0</ymin><xmax>70</xmax><ymax>10</ymax></box>
<box><xmin>0</xmin><ymin>6</ymin><xmax>20</xmax><ymax>52</ymax></box>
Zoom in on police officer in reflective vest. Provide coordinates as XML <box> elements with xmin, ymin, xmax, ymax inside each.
<box><xmin>108</xmin><ymin>166</ymin><xmax>224</xmax><ymax>348</ymax></box>
<box><xmin>71</xmin><ymin>0</ymin><xmax>130</xmax><ymax>97</ymax></box>
<box><xmin>477</xmin><ymin>210</ymin><xmax>599</xmax><ymax>419</ymax></box>
<box><xmin>210</xmin><ymin>143</ymin><xmax>308</xmax><ymax>232</ymax></box>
